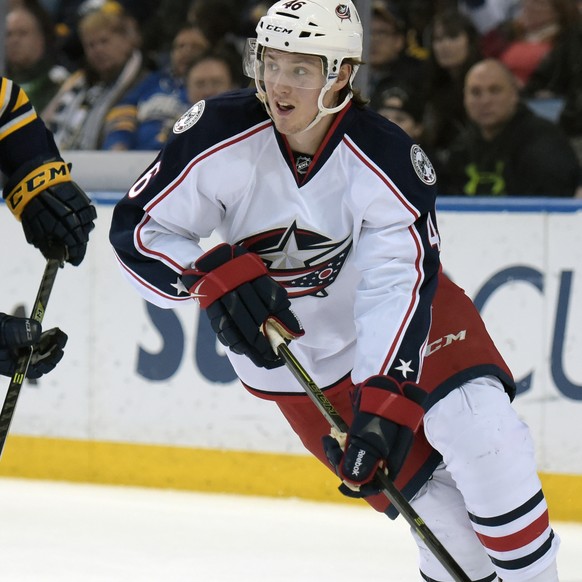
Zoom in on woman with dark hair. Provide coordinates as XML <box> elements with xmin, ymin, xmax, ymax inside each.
<box><xmin>422</xmin><ymin>9</ymin><xmax>482</xmax><ymax>166</ymax></box>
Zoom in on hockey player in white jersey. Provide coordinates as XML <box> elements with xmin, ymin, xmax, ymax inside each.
<box><xmin>109</xmin><ymin>1</ymin><xmax>560</xmax><ymax>580</ymax></box>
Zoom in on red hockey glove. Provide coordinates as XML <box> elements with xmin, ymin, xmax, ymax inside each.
<box><xmin>181</xmin><ymin>243</ymin><xmax>304</xmax><ymax>369</ymax></box>
<box><xmin>323</xmin><ymin>375</ymin><xmax>428</xmax><ymax>497</ymax></box>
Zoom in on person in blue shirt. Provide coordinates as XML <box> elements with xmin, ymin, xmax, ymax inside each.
<box><xmin>102</xmin><ymin>24</ymin><xmax>208</xmax><ymax>151</ymax></box>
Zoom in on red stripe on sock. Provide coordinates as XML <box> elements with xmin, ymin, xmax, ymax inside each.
<box><xmin>476</xmin><ymin>510</ymin><xmax>549</xmax><ymax>552</ymax></box>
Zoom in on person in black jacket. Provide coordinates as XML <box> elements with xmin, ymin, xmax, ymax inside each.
<box><xmin>440</xmin><ymin>58</ymin><xmax>580</xmax><ymax>197</ymax></box>
<box><xmin>524</xmin><ymin>18</ymin><xmax>582</xmax><ymax>165</ymax></box>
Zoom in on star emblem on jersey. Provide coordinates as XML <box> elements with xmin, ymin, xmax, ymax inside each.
<box><xmin>238</xmin><ymin>221</ymin><xmax>353</xmax><ymax>298</ymax></box>
<box><xmin>395</xmin><ymin>359</ymin><xmax>414</xmax><ymax>379</ymax></box>
<box><xmin>171</xmin><ymin>277</ymin><xmax>208</xmax><ymax>305</ymax></box>
<box><xmin>171</xmin><ymin>277</ymin><xmax>189</xmax><ymax>296</ymax></box>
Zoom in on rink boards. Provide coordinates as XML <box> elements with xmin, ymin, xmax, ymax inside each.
<box><xmin>0</xmin><ymin>197</ymin><xmax>581</xmax><ymax>521</ymax></box>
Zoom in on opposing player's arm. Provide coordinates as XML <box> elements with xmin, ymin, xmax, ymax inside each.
<box><xmin>0</xmin><ymin>78</ymin><xmax>96</xmax><ymax>266</ymax></box>
<box><xmin>0</xmin><ymin>312</ymin><xmax>67</xmax><ymax>379</ymax></box>
<box><xmin>3</xmin><ymin>156</ymin><xmax>96</xmax><ymax>266</ymax></box>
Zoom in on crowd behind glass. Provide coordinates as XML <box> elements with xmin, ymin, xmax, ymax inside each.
<box><xmin>5</xmin><ymin>0</ymin><xmax>582</xmax><ymax>196</ymax></box>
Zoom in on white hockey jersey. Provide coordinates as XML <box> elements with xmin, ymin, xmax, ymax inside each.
<box><xmin>110</xmin><ymin>88</ymin><xmax>514</xmax><ymax>404</ymax></box>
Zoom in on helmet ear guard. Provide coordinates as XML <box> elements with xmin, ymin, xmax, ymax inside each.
<box><xmin>246</xmin><ymin>0</ymin><xmax>363</xmax><ymax>129</ymax></box>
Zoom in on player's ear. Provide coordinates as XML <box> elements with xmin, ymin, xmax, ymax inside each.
<box><xmin>335</xmin><ymin>63</ymin><xmax>352</xmax><ymax>90</ymax></box>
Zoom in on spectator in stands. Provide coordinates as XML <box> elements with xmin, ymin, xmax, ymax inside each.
<box><xmin>375</xmin><ymin>83</ymin><xmax>426</xmax><ymax>144</ymax></box>
<box><xmin>392</xmin><ymin>0</ymin><xmax>454</xmax><ymax>59</ymax></box>
<box><xmin>458</xmin><ymin>0</ymin><xmax>520</xmax><ymax>38</ymax></box>
<box><xmin>422</xmin><ymin>9</ymin><xmax>482</xmax><ymax>168</ymax></box>
<box><xmin>521</xmin><ymin>4</ymin><xmax>582</xmax><ymax>163</ymax></box>
<box><xmin>5</xmin><ymin>1</ymin><xmax>70</xmax><ymax>115</ymax></box>
<box><xmin>186</xmin><ymin>50</ymin><xmax>242</xmax><ymax>106</ymax></box>
<box><xmin>138</xmin><ymin>0</ymin><xmax>195</xmax><ymax>67</ymax></box>
<box><xmin>498</xmin><ymin>0</ymin><xmax>578</xmax><ymax>87</ymax></box>
<box><xmin>42</xmin><ymin>2</ymin><xmax>149</xmax><ymax>150</ymax></box>
<box><xmin>367</xmin><ymin>1</ymin><xmax>425</xmax><ymax>103</ymax></box>
<box><xmin>238</xmin><ymin>1</ymin><xmax>273</xmax><ymax>38</ymax></box>
<box><xmin>48</xmin><ymin>0</ymin><xmax>146</xmax><ymax>72</ymax></box>
<box><xmin>440</xmin><ymin>58</ymin><xmax>580</xmax><ymax>197</ymax></box>
<box><xmin>187</xmin><ymin>0</ymin><xmax>246</xmax><ymax>65</ymax></box>
<box><xmin>102</xmin><ymin>24</ymin><xmax>208</xmax><ymax>151</ymax></box>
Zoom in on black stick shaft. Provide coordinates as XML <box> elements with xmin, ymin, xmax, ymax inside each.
<box><xmin>0</xmin><ymin>259</ymin><xmax>61</xmax><ymax>458</ymax></box>
<box><xmin>275</xmin><ymin>340</ymin><xmax>473</xmax><ymax>582</ymax></box>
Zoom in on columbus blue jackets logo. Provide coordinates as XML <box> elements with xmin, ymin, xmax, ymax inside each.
<box><xmin>174</xmin><ymin>100</ymin><xmax>205</xmax><ymax>134</ymax></box>
<box><xmin>410</xmin><ymin>145</ymin><xmax>436</xmax><ymax>185</ymax></box>
<box><xmin>335</xmin><ymin>4</ymin><xmax>352</xmax><ymax>20</ymax></box>
<box><xmin>238</xmin><ymin>221</ymin><xmax>352</xmax><ymax>298</ymax></box>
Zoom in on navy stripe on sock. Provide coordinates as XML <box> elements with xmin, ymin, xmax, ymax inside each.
<box><xmin>490</xmin><ymin>530</ymin><xmax>554</xmax><ymax>571</ymax></box>
<box><xmin>420</xmin><ymin>570</ymin><xmax>497</xmax><ymax>582</ymax></box>
<box><xmin>467</xmin><ymin>490</ymin><xmax>544</xmax><ymax>527</ymax></box>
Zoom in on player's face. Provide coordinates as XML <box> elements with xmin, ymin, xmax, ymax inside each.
<box><xmin>262</xmin><ymin>49</ymin><xmax>328</xmax><ymax>136</ymax></box>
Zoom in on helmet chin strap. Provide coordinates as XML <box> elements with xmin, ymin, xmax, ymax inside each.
<box><xmin>256</xmin><ymin>79</ymin><xmax>353</xmax><ymax>135</ymax></box>
<box><xmin>300</xmin><ymin>82</ymin><xmax>353</xmax><ymax>133</ymax></box>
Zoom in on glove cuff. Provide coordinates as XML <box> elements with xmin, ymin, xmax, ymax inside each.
<box><xmin>185</xmin><ymin>252</ymin><xmax>268</xmax><ymax>308</ymax></box>
<box><xmin>358</xmin><ymin>378</ymin><xmax>426</xmax><ymax>432</ymax></box>
<box><xmin>4</xmin><ymin>159</ymin><xmax>71</xmax><ymax>220</ymax></box>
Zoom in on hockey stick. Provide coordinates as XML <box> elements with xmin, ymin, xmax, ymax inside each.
<box><xmin>0</xmin><ymin>258</ymin><xmax>63</xmax><ymax>459</ymax></box>
<box><xmin>265</xmin><ymin>323</ymin><xmax>472</xmax><ymax>582</ymax></box>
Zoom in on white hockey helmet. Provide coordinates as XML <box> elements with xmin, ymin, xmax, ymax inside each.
<box><xmin>245</xmin><ymin>0</ymin><xmax>363</xmax><ymax>129</ymax></box>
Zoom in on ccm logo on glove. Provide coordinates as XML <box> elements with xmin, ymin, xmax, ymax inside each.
<box><xmin>5</xmin><ymin>161</ymin><xmax>70</xmax><ymax>219</ymax></box>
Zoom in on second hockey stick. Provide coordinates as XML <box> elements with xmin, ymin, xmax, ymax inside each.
<box><xmin>0</xmin><ymin>258</ymin><xmax>63</xmax><ymax>459</ymax></box>
<box><xmin>265</xmin><ymin>323</ymin><xmax>472</xmax><ymax>582</ymax></box>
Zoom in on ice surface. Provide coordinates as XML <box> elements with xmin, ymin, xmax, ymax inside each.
<box><xmin>0</xmin><ymin>478</ymin><xmax>579</xmax><ymax>581</ymax></box>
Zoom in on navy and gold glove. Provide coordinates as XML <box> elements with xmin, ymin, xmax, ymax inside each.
<box><xmin>181</xmin><ymin>243</ymin><xmax>303</xmax><ymax>369</ymax></box>
<box><xmin>0</xmin><ymin>313</ymin><xmax>41</xmax><ymax>349</ymax></box>
<box><xmin>323</xmin><ymin>375</ymin><xmax>428</xmax><ymax>497</ymax></box>
<box><xmin>0</xmin><ymin>313</ymin><xmax>67</xmax><ymax>379</ymax></box>
<box><xmin>4</xmin><ymin>158</ymin><xmax>97</xmax><ymax>266</ymax></box>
